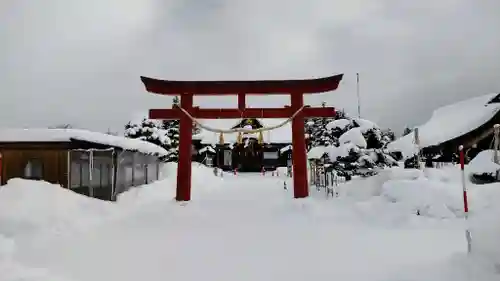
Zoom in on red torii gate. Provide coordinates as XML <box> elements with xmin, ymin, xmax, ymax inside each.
<box><xmin>140</xmin><ymin>74</ymin><xmax>344</xmax><ymax>201</ymax></box>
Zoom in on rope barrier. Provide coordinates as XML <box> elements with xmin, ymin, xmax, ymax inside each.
<box><xmin>176</xmin><ymin>105</ymin><xmax>307</xmax><ymax>134</ymax></box>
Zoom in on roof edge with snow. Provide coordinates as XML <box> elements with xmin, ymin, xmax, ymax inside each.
<box><xmin>0</xmin><ymin>128</ymin><xmax>169</xmax><ymax>157</ymax></box>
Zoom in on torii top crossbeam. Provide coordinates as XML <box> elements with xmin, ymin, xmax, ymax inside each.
<box><xmin>140</xmin><ymin>74</ymin><xmax>343</xmax><ymax>95</ymax></box>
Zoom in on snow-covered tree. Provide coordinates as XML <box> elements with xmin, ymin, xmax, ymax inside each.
<box><xmin>305</xmin><ymin>108</ymin><xmax>399</xmax><ymax>179</ymax></box>
<box><xmin>402</xmin><ymin>126</ymin><xmax>413</xmax><ymax>137</ymax></box>
<box><xmin>161</xmin><ymin>96</ymin><xmax>180</xmax><ymax>161</ymax></box>
<box><xmin>124</xmin><ymin>106</ymin><xmax>179</xmax><ymax>162</ymax></box>
<box><xmin>124</xmin><ymin>118</ymin><xmax>171</xmax><ymax>150</ymax></box>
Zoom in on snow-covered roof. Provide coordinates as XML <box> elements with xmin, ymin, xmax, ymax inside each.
<box><xmin>0</xmin><ymin>128</ymin><xmax>169</xmax><ymax>156</ymax></box>
<box><xmin>198</xmin><ymin>146</ymin><xmax>216</xmax><ymax>154</ymax></box>
<box><xmin>193</xmin><ymin>119</ymin><xmax>292</xmax><ymax>144</ymax></box>
<box><xmin>388</xmin><ymin>93</ymin><xmax>500</xmax><ymax>157</ymax></box>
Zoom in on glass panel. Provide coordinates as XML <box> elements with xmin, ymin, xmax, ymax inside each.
<box><xmin>134</xmin><ymin>162</ymin><xmax>146</xmax><ymax>186</ymax></box>
<box><xmin>70</xmin><ymin>162</ymin><xmax>81</xmax><ymax>188</ymax></box>
<box><xmin>81</xmin><ymin>163</ymin><xmax>90</xmax><ymax>187</ymax></box>
<box><xmin>90</xmin><ymin>163</ymin><xmax>101</xmax><ymax>188</ymax></box>
<box><xmin>263</xmin><ymin>152</ymin><xmax>278</xmax><ymax>159</ymax></box>
<box><xmin>101</xmin><ymin>164</ymin><xmax>110</xmax><ymax>187</ymax></box>
<box><xmin>223</xmin><ymin>150</ymin><xmax>232</xmax><ymax>166</ymax></box>
<box><xmin>147</xmin><ymin>163</ymin><xmax>158</xmax><ymax>183</ymax></box>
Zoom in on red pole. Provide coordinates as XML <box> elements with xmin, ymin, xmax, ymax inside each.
<box><xmin>291</xmin><ymin>92</ymin><xmax>308</xmax><ymax>198</ymax></box>
<box><xmin>176</xmin><ymin>94</ymin><xmax>193</xmax><ymax>201</ymax></box>
<box><xmin>459</xmin><ymin>145</ymin><xmax>472</xmax><ymax>253</ymax></box>
<box><xmin>459</xmin><ymin>145</ymin><xmax>469</xmax><ymax>214</ymax></box>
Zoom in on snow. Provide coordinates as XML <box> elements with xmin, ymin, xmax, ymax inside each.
<box><xmin>194</xmin><ymin>119</ymin><xmax>291</xmax><ymax>144</ymax></box>
<box><xmin>198</xmin><ymin>145</ymin><xmax>216</xmax><ymax>154</ymax></box>
<box><xmin>353</xmin><ymin>118</ymin><xmax>379</xmax><ymax>133</ymax></box>
<box><xmin>388</xmin><ymin>93</ymin><xmax>500</xmax><ymax>157</ymax></box>
<box><xmin>339</xmin><ymin>127</ymin><xmax>367</xmax><ymax>148</ymax></box>
<box><xmin>1</xmin><ymin>163</ymin><xmax>500</xmax><ymax>280</ymax></box>
<box><xmin>0</xmin><ymin>128</ymin><xmax>168</xmax><ymax>156</ymax></box>
<box><xmin>279</xmin><ymin>144</ymin><xmax>292</xmax><ymax>153</ymax></box>
<box><xmin>467</xmin><ymin>149</ymin><xmax>500</xmax><ymax>175</ymax></box>
<box><xmin>326</xmin><ymin>118</ymin><xmax>350</xmax><ymax>130</ymax></box>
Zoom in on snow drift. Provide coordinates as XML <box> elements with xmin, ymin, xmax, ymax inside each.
<box><xmin>0</xmin><ymin>179</ymin><xmax>117</xmax><ymax>238</ymax></box>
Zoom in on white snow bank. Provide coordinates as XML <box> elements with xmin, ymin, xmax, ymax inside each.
<box><xmin>388</xmin><ymin>93</ymin><xmax>500</xmax><ymax>157</ymax></box>
<box><xmin>336</xmin><ymin>167</ymin><xmax>464</xmax><ymax>219</ymax></box>
<box><xmin>0</xmin><ymin>128</ymin><xmax>169</xmax><ymax>156</ymax></box>
<box><xmin>117</xmin><ymin>163</ymin><xmax>232</xmax><ymax>206</ymax></box>
<box><xmin>339</xmin><ymin>127</ymin><xmax>367</xmax><ymax>148</ymax></box>
<box><xmin>326</xmin><ymin>118</ymin><xmax>350</xmax><ymax>131</ymax></box>
<box><xmin>468</xmin><ymin>183</ymin><xmax>500</xmax><ymax>266</ymax></box>
<box><xmin>353</xmin><ymin>118</ymin><xmax>379</xmax><ymax>133</ymax></box>
<box><xmin>380</xmin><ymin>177</ymin><xmax>463</xmax><ymax>219</ymax></box>
<box><xmin>0</xmin><ymin>179</ymin><xmax>116</xmax><ymax>238</ymax></box>
<box><xmin>467</xmin><ymin>149</ymin><xmax>500</xmax><ymax>175</ymax></box>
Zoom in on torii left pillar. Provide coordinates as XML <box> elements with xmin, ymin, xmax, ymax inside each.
<box><xmin>141</xmin><ymin>74</ymin><xmax>344</xmax><ymax>201</ymax></box>
<box><xmin>176</xmin><ymin>93</ymin><xmax>194</xmax><ymax>201</ymax></box>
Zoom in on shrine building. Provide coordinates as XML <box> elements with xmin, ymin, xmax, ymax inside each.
<box><xmin>192</xmin><ymin>118</ymin><xmax>293</xmax><ymax>172</ymax></box>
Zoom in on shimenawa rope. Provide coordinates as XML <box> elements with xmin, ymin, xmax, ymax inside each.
<box><xmin>176</xmin><ymin>105</ymin><xmax>307</xmax><ymax>134</ymax></box>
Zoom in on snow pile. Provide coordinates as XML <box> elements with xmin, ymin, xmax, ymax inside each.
<box><xmin>117</xmin><ymin>163</ymin><xmax>234</xmax><ymax>207</ymax></box>
<box><xmin>335</xmin><ymin>167</ymin><xmax>464</xmax><ymax>219</ymax></box>
<box><xmin>380</xmin><ymin>176</ymin><xmax>463</xmax><ymax>218</ymax></box>
<box><xmin>0</xmin><ymin>179</ymin><xmax>116</xmax><ymax>238</ymax></box>
<box><xmin>338</xmin><ymin>127</ymin><xmax>367</xmax><ymax>148</ymax></box>
<box><xmin>467</xmin><ymin>149</ymin><xmax>500</xmax><ymax>176</ymax></box>
<box><xmin>353</xmin><ymin>118</ymin><xmax>378</xmax><ymax>133</ymax></box>
<box><xmin>469</xmin><ymin>183</ymin><xmax>500</xmax><ymax>266</ymax></box>
<box><xmin>388</xmin><ymin>93</ymin><xmax>500</xmax><ymax>157</ymax></box>
<box><xmin>326</xmin><ymin>118</ymin><xmax>350</xmax><ymax>131</ymax></box>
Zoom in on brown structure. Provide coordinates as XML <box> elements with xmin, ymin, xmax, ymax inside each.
<box><xmin>0</xmin><ymin>129</ymin><xmax>168</xmax><ymax>200</ymax></box>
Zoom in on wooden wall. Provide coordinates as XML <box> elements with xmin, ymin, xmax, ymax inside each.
<box><xmin>0</xmin><ymin>146</ymin><xmax>68</xmax><ymax>187</ymax></box>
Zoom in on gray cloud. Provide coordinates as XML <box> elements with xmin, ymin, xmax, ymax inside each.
<box><xmin>2</xmin><ymin>0</ymin><xmax>500</xmax><ymax>134</ymax></box>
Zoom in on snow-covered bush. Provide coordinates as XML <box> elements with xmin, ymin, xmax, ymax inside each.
<box><xmin>306</xmin><ymin>107</ymin><xmax>398</xmax><ymax>179</ymax></box>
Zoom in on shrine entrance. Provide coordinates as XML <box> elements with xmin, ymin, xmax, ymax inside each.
<box><xmin>141</xmin><ymin>74</ymin><xmax>343</xmax><ymax>201</ymax></box>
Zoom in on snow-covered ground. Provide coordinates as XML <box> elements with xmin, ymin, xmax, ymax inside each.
<box><xmin>1</xmin><ymin>163</ymin><xmax>499</xmax><ymax>281</ymax></box>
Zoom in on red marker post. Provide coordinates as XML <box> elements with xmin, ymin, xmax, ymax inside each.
<box><xmin>459</xmin><ymin>145</ymin><xmax>469</xmax><ymax>215</ymax></box>
<box><xmin>459</xmin><ymin>145</ymin><xmax>472</xmax><ymax>253</ymax></box>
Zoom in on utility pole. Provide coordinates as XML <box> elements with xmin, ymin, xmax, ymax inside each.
<box><xmin>356</xmin><ymin>73</ymin><xmax>361</xmax><ymax>118</ymax></box>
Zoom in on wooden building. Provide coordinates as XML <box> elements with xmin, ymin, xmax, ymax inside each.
<box><xmin>0</xmin><ymin>128</ymin><xmax>168</xmax><ymax>200</ymax></box>
<box><xmin>388</xmin><ymin>93</ymin><xmax>500</xmax><ymax>163</ymax></box>
<box><xmin>192</xmin><ymin>118</ymin><xmax>292</xmax><ymax>172</ymax></box>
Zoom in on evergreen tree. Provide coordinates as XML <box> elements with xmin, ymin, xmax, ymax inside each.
<box><xmin>124</xmin><ymin>118</ymin><xmax>171</xmax><ymax>149</ymax></box>
<box><xmin>160</xmin><ymin>96</ymin><xmax>181</xmax><ymax>161</ymax></box>
<box><xmin>306</xmin><ymin>106</ymin><xmax>399</xmax><ymax>179</ymax></box>
<box><xmin>402</xmin><ymin>126</ymin><xmax>413</xmax><ymax>137</ymax></box>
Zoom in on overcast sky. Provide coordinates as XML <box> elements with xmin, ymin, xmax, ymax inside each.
<box><xmin>2</xmin><ymin>0</ymin><xmax>500</xmax><ymax>134</ymax></box>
